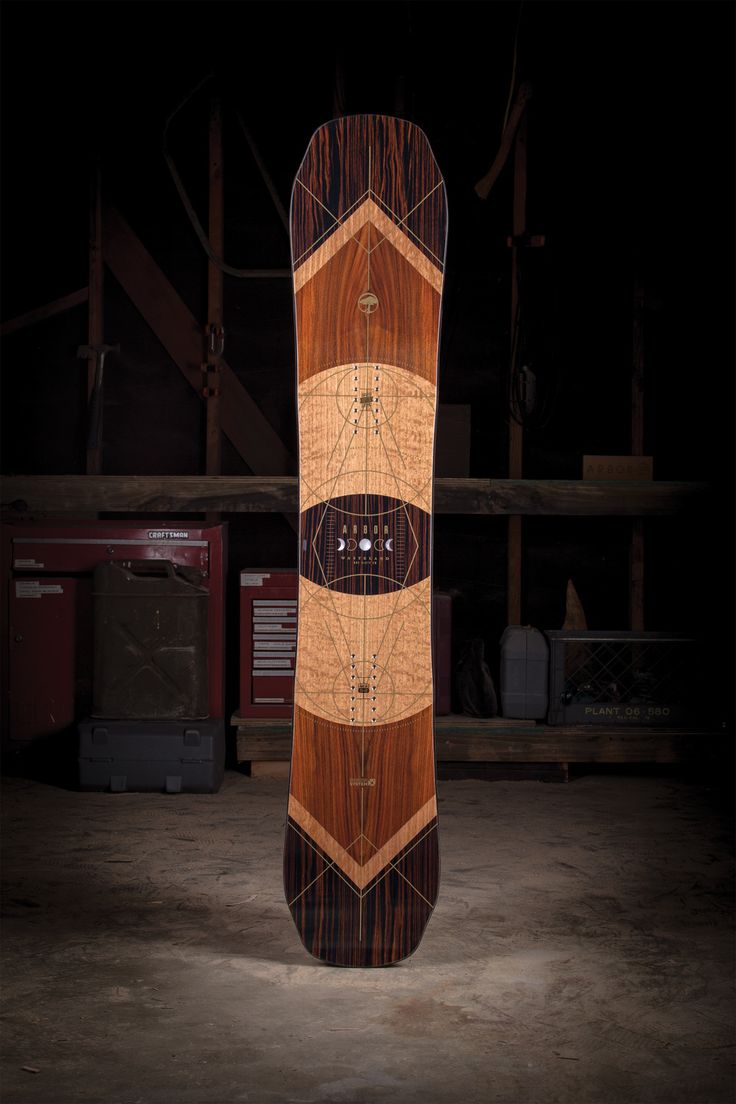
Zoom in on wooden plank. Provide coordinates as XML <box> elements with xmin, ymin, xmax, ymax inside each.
<box><xmin>435</xmin><ymin>478</ymin><xmax>707</xmax><ymax>516</ymax></box>
<box><xmin>206</xmin><ymin>98</ymin><xmax>224</xmax><ymax>510</ymax></box>
<box><xmin>433</xmin><ymin>729</ymin><xmax>719</xmax><ymax>763</ymax></box>
<box><xmin>583</xmin><ymin>455</ymin><xmax>653</xmax><ymax>480</ymax></box>
<box><xmin>206</xmin><ymin>98</ymin><xmax>222</xmax><ymax>534</ymax></box>
<box><xmin>235</xmin><ymin>720</ymin><xmax>726</xmax><ymax>765</ymax></box>
<box><xmin>0</xmin><ymin>475</ymin><xmax>297</xmax><ymax>515</ymax></box>
<box><xmin>630</xmin><ymin>279</ymin><xmax>647</xmax><ymax>630</ymax></box>
<box><xmin>507</xmin><ymin>114</ymin><xmax>527</xmax><ymax>626</ymax></box>
<box><xmin>102</xmin><ymin>203</ymin><xmax>294</xmax><ymax>476</ymax></box>
<box><xmin>0</xmin><ymin>476</ymin><xmax>707</xmax><ymax>517</ymax></box>
<box><xmin>86</xmin><ymin>159</ymin><xmax>104</xmax><ymax>476</ymax></box>
<box><xmin>0</xmin><ymin>287</ymin><xmax>89</xmax><ymax>337</ymax></box>
<box><xmin>231</xmin><ymin>714</ymin><xmax>712</xmax><ymax>738</ymax></box>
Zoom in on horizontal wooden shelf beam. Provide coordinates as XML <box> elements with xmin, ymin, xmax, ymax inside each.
<box><xmin>0</xmin><ymin>475</ymin><xmax>708</xmax><ymax>517</ymax></box>
<box><xmin>438</xmin><ymin>478</ymin><xmax>708</xmax><ymax>516</ymax></box>
<box><xmin>234</xmin><ymin>717</ymin><xmax>727</xmax><ymax>765</ymax></box>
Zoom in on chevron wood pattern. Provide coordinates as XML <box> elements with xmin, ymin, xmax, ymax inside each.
<box><xmin>285</xmin><ymin>115</ymin><xmax>447</xmax><ymax>966</ymax></box>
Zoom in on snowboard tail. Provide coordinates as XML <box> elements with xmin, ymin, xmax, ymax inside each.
<box><xmin>285</xmin><ymin>116</ymin><xmax>447</xmax><ymax>966</ymax></box>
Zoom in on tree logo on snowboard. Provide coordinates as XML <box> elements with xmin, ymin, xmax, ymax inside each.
<box><xmin>358</xmin><ymin>292</ymin><xmax>378</xmax><ymax>314</ymax></box>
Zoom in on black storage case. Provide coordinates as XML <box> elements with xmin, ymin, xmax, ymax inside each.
<box><xmin>78</xmin><ymin>719</ymin><xmax>225</xmax><ymax>793</ymax></box>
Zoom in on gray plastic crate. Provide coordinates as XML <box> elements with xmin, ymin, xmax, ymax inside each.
<box><xmin>499</xmin><ymin>626</ymin><xmax>549</xmax><ymax>719</ymax></box>
<box><xmin>78</xmin><ymin>719</ymin><xmax>225</xmax><ymax>793</ymax></box>
<box><xmin>546</xmin><ymin>630</ymin><xmax>696</xmax><ymax>725</ymax></box>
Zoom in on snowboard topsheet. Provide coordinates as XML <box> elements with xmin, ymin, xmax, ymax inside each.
<box><xmin>284</xmin><ymin>115</ymin><xmax>447</xmax><ymax>966</ymax></box>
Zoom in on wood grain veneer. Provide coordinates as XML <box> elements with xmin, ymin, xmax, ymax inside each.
<box><xmin>297</xmin><ymin>362</ymin><xmax>436</xmax><ymax>514</ymax></box>
<box><xmin>294</xmin><ymin>576</ymin><xmax>433</xmax><ymax>726</ymax></box>
<box><xmin>285</xmin><ymin>115</ymin><xmax>446</xmax><ymax>966</ymax></box>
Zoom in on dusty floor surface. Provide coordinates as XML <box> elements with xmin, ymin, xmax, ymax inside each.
<box><xmin>1</xmin><ymin>769</ymin><xmax>733</xmax><ymax>1104</ymax></box>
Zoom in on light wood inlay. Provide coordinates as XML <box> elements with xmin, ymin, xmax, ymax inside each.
<box><xmin>294</xmin><ymin>576</ymin><xmax>433</xmax><ymax>725</ymax></box>
<box><xmin>298</xmin><ymin>362</ymin><xmax>436</xmax><ymax>515</ymax></box>
<box><xmin>288</xmin><ymin>793</ymin><xmax>437</xmax><ymax>891</ymax></box>
<box><xmin>293</xmin><ymin>198</ymin><xmax>443</xmax><ymax>293</ymax></box>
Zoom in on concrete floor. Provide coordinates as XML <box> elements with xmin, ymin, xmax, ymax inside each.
<box><xmin>1</xmin><ymin>768</ymin><xmax>733</xmax><ymax>1104</ymax></box>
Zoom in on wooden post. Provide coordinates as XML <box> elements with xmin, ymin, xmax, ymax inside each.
<box><xmin>206</xmin><ymin>98</ymin><xmax>224</xmax><ymax>520</ymax></box>
<box><xmin>333</xmin><ymin>53</ymin><xmax>347</xmax><ymax>119</ymax></box>
<box><xmin>506</xmin><ymin>114</ymin><xmax>527</xmax><ymax>626</ymax></box>
<box><xmin>630</xmin><ymin>279</ymin><xmax>646</xmax><ymax>629</ymax></box>
<box><xmin>86</xmin><ymin>158</ymin><xmax>103</xmax><ymax>476</ymax></box>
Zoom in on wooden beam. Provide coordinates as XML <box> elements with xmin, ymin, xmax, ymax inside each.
<box><xmin>206</xmin><ymin>97</ymin><xmax>224</xmax><ymax>500</ymax></box>
<box><xmin>507</xmin><ymin>112</ymin><xmax>527</xmax><ymax>626</ymax></box>
<box><xmin>630</xmin><ymin>279</ymin><xmax>646</xmax><ymax>630</ymax></box>
<box><xmin>0</xmin><ymin>476</ymin><xmax>297</xmax><ymax>515</ymax></box>
<box><xmin>0</xmin><ymin>475</ymin><xmax>708</xmax><ymax>517</ymax></box>
<box><xmin>433</xmin><ymin>728</ymin><xmax>719</xmax><ymax>763</ymax></box>
<box><xmin>102</xmin><ymin>204</ymin><xmax>294</xmax><ymax>476</ymax></box>
<box><xmin>86</xmin><ymin>159</ymin><xmax>104</xmax><ymax>476</ymax></box>
<box><xmin>0</xmin><ymin>287</ymin><xmax>89</xmax><ymax>338</ymax></box>
<box><xmin>435</xmin><ymin>478</ymin><xmax>707</xmax><ymax>516</ymax></box>
<box><xmin>233</xmin><ymin>717</ymin><xmax>726</xmax><ymax>765</ymax></box>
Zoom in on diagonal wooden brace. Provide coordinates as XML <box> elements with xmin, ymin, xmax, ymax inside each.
<box><xmin>102</xmin><ymin>203</ymin><xmax>295</xmax><ymax>476</ymax></box>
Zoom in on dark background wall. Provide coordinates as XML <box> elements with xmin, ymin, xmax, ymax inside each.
<box><xmin>2</xmin><ymin>1</ymin><xmax>734</xmax><ymax>718</ymax></box>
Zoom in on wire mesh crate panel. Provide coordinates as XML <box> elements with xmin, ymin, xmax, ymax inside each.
<box><xmin>546</xmin><ymin>631</ymin><xmax>697</xmax><ymax>725</ymax></box>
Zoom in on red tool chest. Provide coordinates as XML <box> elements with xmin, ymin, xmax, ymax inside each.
<box><xmin>238</xmin><ymin>570</ymin><xmax>297</xmax><ymax>718</ymax></box>
<box><xmin>2</xmin><ymin>521</ymin><xmax>226</xmax><ymax>750</ymax></box>
<box><xmin>238</xmin><ymin>570</ymin><xmax>452</xmax><ymax>718</ymax></box>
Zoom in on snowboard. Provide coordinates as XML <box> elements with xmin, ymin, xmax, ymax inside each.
<box><xmin>284</xmin><ymin>115</ymin><xmax>447</xmax><ymax>966</ymax></box>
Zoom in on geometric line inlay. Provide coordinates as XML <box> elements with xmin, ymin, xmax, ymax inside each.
<box><xmin>287</xmin><ymin>793</ymin><xmax>438</xmax><ymax>890</ymax></box>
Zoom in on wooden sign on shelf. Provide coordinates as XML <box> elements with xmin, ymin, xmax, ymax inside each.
<box><xmin>583</xmin><ymin>455</ymin><xmax>653</xmax><ymax>481</ymax></box>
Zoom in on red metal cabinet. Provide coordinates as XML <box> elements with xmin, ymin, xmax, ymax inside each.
<box><xmin>2</xmin><ymin>521</ymin><xmax>226</xmax><ymax>750</ymax></box>
<box><xmin>239</xmin><ymin>570</ymin><xmax>297</xmax><ymax>718</ymax></box>
<box><xmin>8</xmin><ymin>578</ymin><xmax>84</xmax><ymax>741</ymax></box>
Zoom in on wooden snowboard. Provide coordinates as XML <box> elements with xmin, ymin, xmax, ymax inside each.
<box><xmin>284</xmin><ymin>115</ymin><xmax>447</xmax><ymax>966</ymax></box>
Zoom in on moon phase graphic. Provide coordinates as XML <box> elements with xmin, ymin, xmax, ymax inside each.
<box><xmin>385</xmin><ymin>538</ymin><xmax>394</xmax><ymax>551</ymax></box>
<box><xmin>359</xmin><ymin>538</ymin><xmax>372</xmax><ymax>551</ymax></box>
<box><xmin>337</xmin><ymin>538</ymin><xmax>346</xmax><ymax>551</ymax></box>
